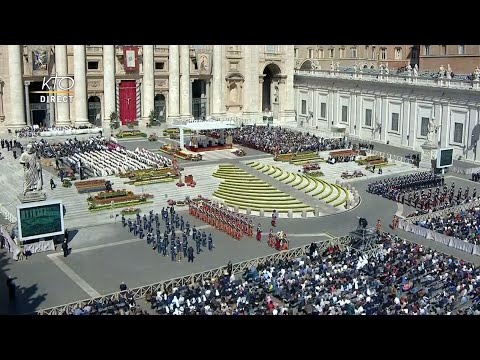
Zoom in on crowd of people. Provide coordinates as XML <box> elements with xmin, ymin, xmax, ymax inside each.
<box><xmin>414</xmin><ymin>206</ymin><xmax>480</xmax><ymax>245</ymax></box>
<box><xmin>120</xmin><ymin>206</ymin><xmax>214</xmax><ymax>262</ymax></box>
<box><xmin>231</xmin><ymin>124</ymin><xmax>347</xmax><ymax>155</ymax></box>
<box><xmin>366</xmin><ymin>172</ymin><xmax>459</xmax><ymax>211</ymax></box>
<box><xmin>326</xmin><ymin>154</ymin><xmax>358</xmax><ymax>164</ymax></box>
<box><xmin>30</xmin><ymin>137</ymin><xmax>112</xmax><ymax>159</ymax></box>
<box><xmin>66</xmin><ymin>232</ymin><xmax>480</xmax><ymax>315</ymax></box>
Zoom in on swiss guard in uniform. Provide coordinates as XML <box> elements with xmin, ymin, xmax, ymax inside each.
<box><xmin>268</xmin><ymin>229</ymin><xmax>275</xmax><ymax>247</ymax></box>
<box><xmin>271</xmin><ymin>210</ymin><xmax>278</xmax><ymax>227</ymax></box>
<box><xmin>248</xmin><ymin>220</ymin><xmax>254</xmax><ymax>237</ymax></box>
<box><xmin>256</xmin><ymin>224</ymin><xmax>262</xmax><ymax>242</ymax></box>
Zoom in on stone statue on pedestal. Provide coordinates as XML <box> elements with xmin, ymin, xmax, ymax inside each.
<box><xmin>384</xmin><ymin>63</ymin><xmax>389</xmax><ymax>75</ymax></box>
<box><xmin>426</xmin><ymin>117</ymin><xmax>438</xmax><ymax>145</ymax></box>
<box><xmin>473</xmin><ymin>66</ymin><xmax>480</xmax><ymax>81</ymax></box>
<box><xmin>379</xmin><ymin>63</ymin><xmax>384</xmax><ymax>74</ymax></box>
<box><xmin>336</xmin><ymin>62</ymin><xmax>340</xmax><ymax>71</ymax></box>
<box><xmin>19</xmin><ymin>144</ymin><xmax>43</xmax><ymax>196</ymax></box>
<box><xmin>447</xmin><ymin>64</ymin><xmax>452</xmax><ymax>79</ymax></box>
<box><xmin>413</xmin><ymin>64</ymin><xmax>418</xmax><ymax>77</ymax></box>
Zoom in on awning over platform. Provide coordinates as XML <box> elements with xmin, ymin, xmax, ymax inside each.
<box><xmin>171</xmin><ymin>120</ymin><xmax>237</xmax><ymax>131</ymax></box>
<box><xmin>331</xmin><ymin>124</ymin><xmax>348</xmax><ymax>130</ymax></box>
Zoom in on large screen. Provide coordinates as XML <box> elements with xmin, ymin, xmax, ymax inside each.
<box><xmin>16</xmin><ymin>200</ymin><xmax>65</xmax><ymax>241</ymax></box>
<box><xmin>436</xmin><ymin>148</ymin><xmax>454</xmax><ymax>168</ymax></box>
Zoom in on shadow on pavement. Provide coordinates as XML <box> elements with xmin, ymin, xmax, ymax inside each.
<box><xmin>0</xmin><ymin>250</ymin><xmax>47</xmax><ymax>315</ymax></box>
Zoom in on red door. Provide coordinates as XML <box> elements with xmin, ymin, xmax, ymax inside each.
<box><xmin>119</xmin><ymin>80</ymin><xmax>136</xmax><ymax>125</ymax></box>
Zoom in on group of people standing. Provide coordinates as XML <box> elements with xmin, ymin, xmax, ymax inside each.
<box><xmin>121</xmin><ymin>207</ymin><xmax>214</xmax><ymax>263</ymax></box>
<box><xmin>368</xmin><ymin>172</ymin><xmax>446</xmax><ymax>210</ymax></box>
<box><xmin>189</xmin><ymin>199</ymin><xmax>258</xmax><ymax>240</ymax></box>
<box><xmin>1</xmin><ymin>138</ymin><xmax>22</xmax><ymax>160</ymax></box>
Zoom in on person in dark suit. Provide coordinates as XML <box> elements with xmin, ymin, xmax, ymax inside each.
<box><xmin>187</xmin><ymin>246</ymin><xmax>194</xmax><ymax>262</ymax></box>
<box><xmin>64</xmin><ymin>229</ymin><xmax>69</xmax><ymax>243</ymax></box>
<box><xmin>61</xmin><ymin>240</ymin><xmax>69</xmax><ymax>257</ymax></box>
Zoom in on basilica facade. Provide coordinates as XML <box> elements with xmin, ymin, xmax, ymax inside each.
<box><xmin>0</xmin><ymin>45</ymin><xmax>296</xmax><ymax>129</ymax></box>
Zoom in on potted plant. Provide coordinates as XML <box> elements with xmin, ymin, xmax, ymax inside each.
<box><xmin>110</xmin><ymin>111</ymin><xmax>120</xmax><ymax>129</ymax></box>
<box><xmin>147</xmin><ymin>109</ymin><xmax>159</xmax><ymax>128</ymax></box>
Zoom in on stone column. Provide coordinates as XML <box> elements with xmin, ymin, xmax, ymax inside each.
<box><xmin>24</xmin><ymin>81</ymin><xmax>31</xmax><ymax>126</ymax></box>
<box><xmin>168</xmin><ymin>45</ymin><xmax>180</xmax><ymax>122</ymax></box>
<box><xmin>54</xmin><ymin>45</ymin><xmax>70</xmax><ymax>126</ymax></box>
<box><xmin>211</xmin><ymin>45</ymin><xmax>224</xmax><ymax>116</ymax></box>
<box><xmin>7</xmin><ymin>45</ymin><xmax>26</xmax><ymax>129</ymax></box>
<box><xmin>142</xmin><ymin>45</ymin><xmax>154</xmax><ymax>123</ymax></box>
<box><xmin>103</xmin><ymin>45</ymin><xmax>116</xmax><ymax>124</ymax></box>
<box><xmin>180</xmin><ymin>45</ymin><xmax>191</xmax><ymax>119</ymax></box>
<box><xmin>243</xmin><ymin>45</ymin><xmax>260</xmax><ymax>119</ymax></box>
<box><xmin>281</xmin><ymin>45</ymin><xmax>296</xmax><ymax>123</ymax></box>
<box><xmin>205</xmin><ymin>80</ymin><xmax>210</xmax><ymax>116</ymax></box>
<box><xmin>73</xmin><ymin>45</ymin><xmax>89</xmax><ymax>126</ymax></box>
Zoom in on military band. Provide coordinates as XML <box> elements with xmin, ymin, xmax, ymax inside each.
<box><xmin>120</xmin><ymin>205</ymin><xmax>214</xmax><ymax>263</ymax></box>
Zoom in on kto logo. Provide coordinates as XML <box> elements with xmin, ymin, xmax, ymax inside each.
<box><xmin>31</xmin><ymin>74</ymin><xmax>74</xmax><ymax>103</ymax></box>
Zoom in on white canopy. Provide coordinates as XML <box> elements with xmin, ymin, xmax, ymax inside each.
<box><xmin>171</xmin><ymin>119</ymin><xmax>236</xmax><ymax>131</ymax></box>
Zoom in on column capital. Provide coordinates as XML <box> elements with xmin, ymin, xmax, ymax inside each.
<box><xmin>24</xmin><ymin>81</ymin><xmax>30</xmax><ymax>86</ymax></box>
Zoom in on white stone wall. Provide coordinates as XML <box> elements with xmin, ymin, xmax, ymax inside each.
<box><xmin>294</xmin><ymin>73</ymin><xmax>480</xmax><ymax>162</ymax></box>
<box><xmin>0</xmin><ymin>45</ymin><xmax>297</xmax><ymax>131</ymax></box>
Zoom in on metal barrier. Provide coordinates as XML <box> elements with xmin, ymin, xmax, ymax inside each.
<box><xmin>367</xmin><ymin>150</ymin><xmax>415</xmax><ymax>165</ymax></box>
<box><xmin>450</xmin><ymin>165</ymin><xmax>480</xmax><ymax>175</ymax></box>
<box><xmin>0</xmin><ymin>204</ymin><xmax>16</xmax><ymax>223</ymax></box>
<box><xmin>35</xmin><ymin>236</ymin><xmax>349</xmax><ymax>315</ymax></box>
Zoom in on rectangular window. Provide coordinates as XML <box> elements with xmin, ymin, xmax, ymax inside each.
<box><xmin>371</xmin><ymin>46</ymin><xmax>376</xmax><ymax>60</ymax></box>
<box><xmin>342</xmin><ymin>106</ymin><xmax>348</xmax><ymax>123</ymax></box>
<box><xmin>351</xmin><ymin>47</ymin><xmax>357</xmax><ymax>58</ymax></box>
<box><xmin>339</xmin><ymin>48</ymin><xmax>344</xmax><ymax>58</ymax></box>
<box><xmin>365</xmin><ymin>109</ymin><xmax>372</xmax><ymax>127</ymax></box>
<box><xmin>394</xmin><ymin>47</ymin><xmax>402</xmax><ymax>60</ymax></box>
<box><xmin>424</xmin><ymin>45</ymin><xmax>430</xmax><ymax>55</ymax></box>
<box><xmin>441</xmin><ymin>45</ymin><xmax>447</xmax><ymax>55</ymax></box>
<box><xmin>87</xmin><ymin>61</ymin><xmax>99</xmax><ymax>70</ymax></box>
<box><xmin>454</xmin><ymin>122</ymin><xmax>464</xmax><ymax>143</ymax></box>
<box><xmin>421</xmin><ymin>117</ymin><xmax>429</xmax><ymax>136</ymax></box>
<box><xmin>308</xmin><ymin>49</ymin><xmax>314</xmax><ymax>58</ymax></box>
<box><xmin>318</xmin><ymin>49</ymin><xmax>324</xmax><ymax>58</ymax></box>
<box><xmin>458</xmin><ymin>45</ymin><xmax>465</xmax><ymax>55</ymax></box>
<box><xmin>391</xmin><ymin>113</ymin><xmax>399</xmax><ymax>132</ymax></box>
<box><xmin>294</xmin><ymin>48</ymin><xmax>298</xmax><ymax>58</ymax></box>
<box><xmin>381</xmin><ymin>48</ymin><xmax>387</xmax><ymax>60</ymax></box>
<box><xmin>301</xmin><ymin>100</ymin><xmax>307</xmax><ymax>115</ymax></box>
<box><xmin>329</xmin><ymin>48</ymin><xmax>334</xmax><ymax>58</ymax></box>
<box><xmin>155</xmin><ymin>62</ymin><xmax>165</xmax><ymax>70</ymax></box>
<box><xmin>320</xmin><ymin>102</ymin><xmax>326</xmax><ymax>118</ymax></box>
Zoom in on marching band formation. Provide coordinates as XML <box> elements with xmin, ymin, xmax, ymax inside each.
<box><xmin>121</xmin><ymin>206</ymin><xmax>214</xmax><ymax>263</ymax></box>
